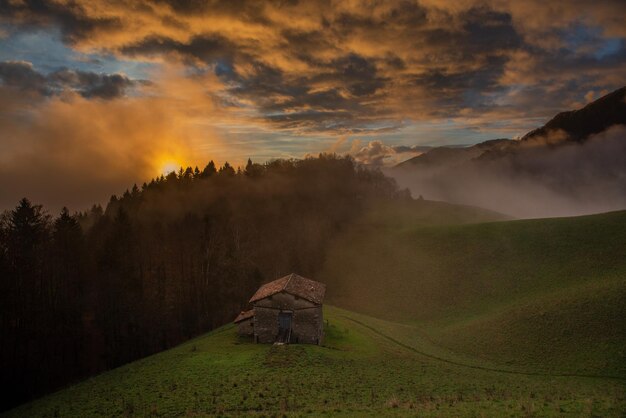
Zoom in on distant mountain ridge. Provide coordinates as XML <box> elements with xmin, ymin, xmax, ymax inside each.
<box><xmin>391</xmin><ymin>86</ymin><xmax>626</xmax><ymax>218</ymax></box>
<box><xmin>395</xmin><ymin>138</ymin><xmax>512</xmax><ymax>169</ymax></box>
<box><xmin>521</xmin><ymin>86</ymin><xmax>626</xmax><ymax>143</ymax></box>
<box><xmin>396</xmin><ymin>86</ymin><xmax>626</xmax><ymax>169</ymax></box>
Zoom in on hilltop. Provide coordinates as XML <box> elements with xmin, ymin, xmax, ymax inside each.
<box><xmin>521</xmin><ymin>86</ymin><xmax>626</xmax><ymax>143</ymax></box>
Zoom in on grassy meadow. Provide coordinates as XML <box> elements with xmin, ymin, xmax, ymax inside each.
<box><xmin>5</xmin><ymin>199</ymin><xmax>625</xmax><ymax>416</ymax></box>
<box><xmin>321</xmin><ymin>202</ymin><xmax>626</xmax><ymax>378</ymax></box>
<box><xmin>5</xmin><ymin>306</ymin><xmax>624</xmax><ymax>417</ymax></box>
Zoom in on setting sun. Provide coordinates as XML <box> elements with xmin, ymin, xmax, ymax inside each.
<box><xmin>160</xmin><ymin>161</ymin><xmax>181</xmax><ymax>176</ymax></box>
<box><xmin>154</xmin><ymin>152</ymin><xmax>189</xmax><ymax>177</ymax></box>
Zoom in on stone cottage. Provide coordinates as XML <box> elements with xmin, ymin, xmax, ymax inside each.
<box><xmin>233</xmin><ymin>273</ymin><xmax>326</xmax><ymax>344</ymax></box>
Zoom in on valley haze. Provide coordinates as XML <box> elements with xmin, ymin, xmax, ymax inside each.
<box><xmin>392</xmin><ymin>87</ymin><xmax>626</xmax><ymax>218</ymax></box>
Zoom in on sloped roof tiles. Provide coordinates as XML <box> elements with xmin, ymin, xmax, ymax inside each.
<box><xmin>233</xmin><ymin>309</ymin><xmax>255</xmax><ymax>323</ymax></box>
<box><xmin>249</xmin><ymin>273</ymin><xmax>326</xmax><ymax>305</ymax></box>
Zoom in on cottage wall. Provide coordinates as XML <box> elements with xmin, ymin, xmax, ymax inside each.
<box><xmin>252</xmin><ymin>291</ymin><xmax>323</xmax><ymax>344</ymax></box>
<box><xmin>253</xmin><ymin>306</ymin><xmax>280</xmax><ymax>343</ymax></box>
<box><xmin>292</xmin><ymin>306</ymin><xmax>323</xmax><ymax>344</ymax></box>
<box><xmin>236</xmin><ymin>318</ymin><xmax>254</xmax><ymax>337</ymax></box>
<box><xmin>253</xmin><ymin>292</ymin><xmax>316</xmax><ymax>310</ymax></box>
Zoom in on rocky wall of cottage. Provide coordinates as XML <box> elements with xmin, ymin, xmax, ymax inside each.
<box><xmin>237</xmin><ymin>318</ymin><xmax>254</xmax><ymax>336</ymax></box>
<box><xmin>253</xmin><ymin>306</ymin><xmax>280</xmax><ymax>343</ymax></box>
<box><xmin>291</xmin><ymin>306</ymin><xmax>323</xmax><ymax>344</ymax></box>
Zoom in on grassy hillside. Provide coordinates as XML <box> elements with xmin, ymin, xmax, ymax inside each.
<box><xmin>6</xmin><ymin>306</ymin><xmax>624</xmax><ymax>417</ymax></box>
<box><xmin>320</xmin><ymin>206</ymin><xmax>626</xmax><ymax>378</ymax></box>
<box><xmin>5</xmin><ymin>200</ymin><xmax>624</xmax><ymax>416</ymax></box>
<box><xmin>352</xmin><ymin>198</ymin><xmax>510</xmax><ymax>230</ymax></box>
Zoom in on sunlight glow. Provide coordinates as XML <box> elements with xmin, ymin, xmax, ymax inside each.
<box><xmin>155</xmin><ymin>152</ymin><xmax>186</xmax><ymax>176</ymax></box>
<box><xmin>153</xmin><ymin>149</ymin><xmax>197</xmax><ymax>178</ymax></box>
<box><xmin>160</xmin><ymin>161</ymin><xmax>181</xmax><ymax>176</ymax></box>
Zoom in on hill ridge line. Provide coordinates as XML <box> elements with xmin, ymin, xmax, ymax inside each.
<box><xmin>341</xmin><ymin>316</ymin><xmax>625</xmax><ymax>381</ymax></box>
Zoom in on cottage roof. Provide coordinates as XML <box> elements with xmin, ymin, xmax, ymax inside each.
<box><xmin>233</xmin><ymin>309</ymin><xmax>255</xmax><ymax>323</ymax></box>
<box><xmin>249</xmin><ymin>273</ymin><xmax>326</xmax><ymax>305</ymax></box>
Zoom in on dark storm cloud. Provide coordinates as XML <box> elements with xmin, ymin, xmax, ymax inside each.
<box><xmin>0</xmin><ymin>0</ymin><xmax>625</xmax><ymax>134</ymax></box>
<box><xmin>461</xmin><ymin>7</ymin><xmax>521</xmax><ymax>52</ymax></box>
<box><xmin>48</xmin><ymin>69</ymin><xmax>142</xmax><ymax>99</ymax></box>
<box><xmin>327</xmin><ymin>54</ymin><xmax>385</xmax><ymax>97</ymax></box>
<box><xmin>227</xmin><ymin>54</ymin><xmax>384</xmax><ymax>116</ymax></box>
<box><xmin>147</xmin><ymin>0</ymin><xmax>269</xmax><ymax>20</ymax></box>
<box><xmin>0</xmin><ymin>0</ymin><xmax>122</xmax><ymax>43</ymax></box>
<box><xmin>121</xmin><ymin>35</ymin><xmax>385</xmax><ymax>114</ymax></box>
<box><xmin>147</xmin><ymin>0</ymin><xmax>211</xmax><ymax>14</ymax></box>
<box><xmin>125</xmin><ymin>36</ymin><xmax>389</xmax><ymax>132</ymax></box>
<box><xmin>265</xmin><ymin>110</ymin><xmax>354</xmax><ymax>132</ymax></box>
<box><xmin>280</xmin><ymin>28</ymin><xmax>339</xmax><ymax>62</ymax></box>
<box><xmin>120</xmin><ymin>34</ymin><xmax>239</xmax><ymax>67</ymax></box>
<box><xmin>0</xmin><ymin>60</ymin><xmax>47</xmax><ymax>94</ymax></box>
<box><xmin>0</xmin><ymin>61</ymin><xmax>139</xmax><ymax>99</ymax></box>
<box><xmin>1</xmin><ymin>0</ymin><xmax>625</xmax><ymax>213</ymax></box>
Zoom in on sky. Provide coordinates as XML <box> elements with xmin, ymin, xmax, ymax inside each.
<box><xmin>0</xmin><ymin>0</ymin><xmax>625</xmax><ymax>211</ymax></box>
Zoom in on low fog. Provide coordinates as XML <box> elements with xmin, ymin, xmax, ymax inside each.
<box><xmin>391</xmin><ymin>125</ymin><xmax>626</xmax><ymax>218</ymax></box>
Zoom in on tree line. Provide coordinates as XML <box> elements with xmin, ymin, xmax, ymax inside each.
<box><xmin>0</xmin><ymin>154</ymin><xmax>403</xmax><ymax>411</ymax></box>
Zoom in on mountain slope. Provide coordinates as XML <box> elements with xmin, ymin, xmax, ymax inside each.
<box><xmin>394</xmin><ymin>138</ymin><xmax>513</xmax><ymax>170</ymax></box>
<box><xmin>320</xmin><ymin>207</ymin><xmax>626</xmax><ymax>377</ymax></box>
<box><xmin>6</xmin><ymin>306</ymin><xmax>624</xmax><ymax>417</ymax></box>
<box><xmin>396</xmin><ymin>86</ymin><xmax>626</xmax><ymax>170</ymax></box>
<box><xmin>521</xmin><ymin>86</ymin><xmax>626</xmax><ymax>143</ymax></box>
<box><xmin>391</xmin><ymin>87</ymin><xmax>626</xmax><ymax>217</ymax></box>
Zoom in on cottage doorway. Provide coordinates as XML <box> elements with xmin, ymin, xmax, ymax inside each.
<box><xmin>277</xmin><ymin>311</ymin><xmax>293</xmax><ymax>343</ymax></box>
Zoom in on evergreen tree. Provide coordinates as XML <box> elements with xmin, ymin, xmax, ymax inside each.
<box><xmin>219</xmin><ymin>162</ymin><xmax>235</xmax><ymax>176</ymax></box>
<box><xmin>0</xmin><ymin>155</ymin><xmax>402</xmax><ymax>411</ymax></box>
<box><xmin>201</xmin><ymin>161</ymin><xmax>217</xmax><ymax>178</ymax></box>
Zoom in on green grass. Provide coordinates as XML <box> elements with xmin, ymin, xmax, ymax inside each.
<box><xmin>320</xmin><ymin>204</ymin><xmax>626</xmax><ymax>378</ymax></box>
<box><xmin>5</xmin><ymin>306</ymin><xmax>624</xmax><ymax>417</ymax></box>
<box><xmin>6</xmin><ymin>200</ymin><xmax>626</xmax><ymax>416</ymax></box>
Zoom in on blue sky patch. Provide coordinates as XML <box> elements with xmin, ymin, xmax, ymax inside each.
<box><xmin>0</xmin><ymin>24</ymin><xmax>154</xmax><ymax>79</ymax></box>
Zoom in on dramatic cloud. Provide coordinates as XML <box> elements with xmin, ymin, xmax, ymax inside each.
<box><xmin>0</xmin><ymin>60</ymin><xmax>140</xmax><ymax>98</ymax></box>
<box><xmin>352</xmin><ymin>140</ymin><xmax>433</xmax><ymax>166</ymax></box>
<box><xmin>0</xmin><ymin>0</ymin><xmax>625</xmax><ymax>209</ymax></box>
<box><xmin>352</xmin><ymin>140</ymin><xmax>397</xmax><ymax>167</ymax></box>
<box><xmin>48</xmin><ymin>68</ymin><xmax>141</xmax><ymax>98</ymax></box>
<box><xmin>0</xmin><ymin>63</ymin><xmax>228</xmax><ymax>212</ymax></box>
<box><xmin>0</xmin><ymin>95</ymin><xmax>183</xmax><ymax>211</ymax></box>
<box><xmin>1</xmin><ymin>0</ymin><xmax>624</xmax><ymax>133</ymax></box>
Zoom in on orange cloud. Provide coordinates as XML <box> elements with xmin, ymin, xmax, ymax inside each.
<box><xmin>2</xmin><ymin>0</ymin><xmax>624</xmax><ymax>137</ymax></box>
<box><xmin>0</xmin><ymin>62</ymin><xmax>233</xmax><ymax>211</ymax></box>
<box><xmin>1</xmin><ymin>0</ymin><xmax>624</xmax><ymax>210</ymax></box>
